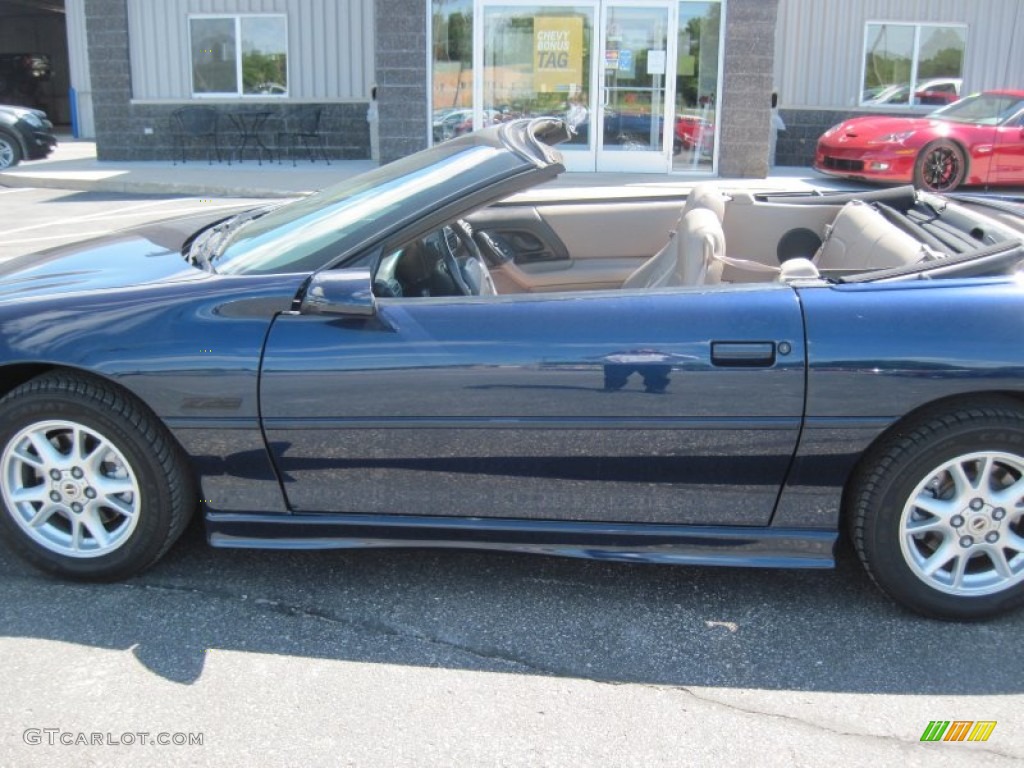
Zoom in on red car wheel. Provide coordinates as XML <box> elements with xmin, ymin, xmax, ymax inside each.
<box><xmin>914</xmin><ymin>139</ymin><xmax>967</xmax><ymax>193</ymax></box>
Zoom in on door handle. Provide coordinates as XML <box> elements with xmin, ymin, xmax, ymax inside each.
<box><xmin>711</xmin><ymin>341</ymin><xmax>776</xmax><ymax>367</ymax></box>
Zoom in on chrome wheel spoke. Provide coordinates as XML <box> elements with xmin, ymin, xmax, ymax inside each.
<box><xmin>975</xmin><ymin>455</ymin><xmax>995</xmax><ymax>490</ymax></box>
<box><xmin>78</xmin><ymin>510</ymin><xmax>110</xmax><ymax>549</ymax></box>
<box><xmin>1003</xmin><ymin>531</ymin><xmax>1024</xmax><ymax>556</ymax></box>
<box><xmin>98</xmin><ymin>494</ymin><xmax>135</xmax><ymax>517</ymax></box>
<box><xmin>94</xmin><ymin>475</ymin><xmax>135</xmax><ymax>498</ymax></box>
<box><xmin>26</xmin><ymin>503</ymin><xmax>60</xmax><ymax>529</ymax></box>
<box><xmin>949</xmin><ymin>553</ymin><xmax>968</xmax><ymax>590</ymax></box>
<box><xmin>947</xmin><ymin>460</ymin><xmax>973</xmax><ymax>497</ymax></box>
<box><xmin>26</xmin><ymin>431</ymin><xmax>67</xmax><ymax>468</ymax></box>
<box><xmin>69</xmin><ymin>518</ymin><xmax>85</xmax><ymax>552</ymax></box>
<box><xmin>992</xmin><ymin>477</ymin><xmax>1024</xmax><ymax>508</ymax></box>
<box><xmin>986</xmin><ymin>546</ymin><xmax>1014</xmax><ymax>580</ymax></box>
<box><xmin>909</xmin><ymin>492</ymin><xmax>955</xmax><ymax>523</ymax></box>
<box><xmin>9</xmin><ymin>485</ymin><xmax>49</xmax><ymax>504</ymax></box>
<box><xmin>921</xmin><ymin>541</ymin><xmax>956</xmax><ymax>577</ymax></box>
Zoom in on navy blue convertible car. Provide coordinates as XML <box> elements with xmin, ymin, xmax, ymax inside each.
<box><xmin>1</xmin><ymin>119</ymin><xmax>1023</xmax><ymax>620</ymax></box>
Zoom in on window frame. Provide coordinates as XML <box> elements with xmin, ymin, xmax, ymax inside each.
<box><xmin>859</xmin><ymin>21</ymin><xmax>968</xmax><ymax>109</ymax></box>
<box><xmin>188</xmin><ymin>13</ymin><xmax>290</xmax><ymax>99</ymax></box>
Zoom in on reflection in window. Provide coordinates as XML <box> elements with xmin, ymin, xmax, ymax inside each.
<box><xmin>673</xmin><ymin>1</ymin><xmax>720</xmax><ymax>172</ymax></box>
<box><xmin>482</xmin><ymin>7</ymin><xmax>593</xmax><ymax>150</ymax></box>
<box><xmin>862</xmin><ymin>23</ymin><xmax>965</xmax><ymax>107</ymax></box>
<box><xmin>432</xmin><ymin>0</ymin><xmax>474</xmax><ymax>142</ymax></box>
<box><xmin>190</xmin><ymin>15</ymin><xmax>288</xmax><ymax>97</ymax></box>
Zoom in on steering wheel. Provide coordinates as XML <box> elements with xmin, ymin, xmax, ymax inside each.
<box><xmin>441</xmin><ymin>221</ymin><xmax>498</xmax><ymax>296</ymax></box>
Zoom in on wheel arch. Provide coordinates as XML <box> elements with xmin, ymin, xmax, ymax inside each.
<box><xmin>0</xmin><ymin>362</ymin><xmax>196</xmax><ymax>474</ymax></box>
<box><xmin>839</xmin><ymin>389</ymin><xmax>1024</xmax><ymax>531</ymax></box>
<box><xmin>0</xmin><ymin>126</ymin><xmax>27</xmax><ymax>157</ymax></box>
<box><xmin>917</xmin><ymin>135</ymin><xmax>971</xmax><ymax>186</ymax></box>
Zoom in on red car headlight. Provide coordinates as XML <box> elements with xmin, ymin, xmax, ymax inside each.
<box><xmin>867</xmin><ymin>130</ymin><xmax>916</xmax><ymax>145</ymax></box>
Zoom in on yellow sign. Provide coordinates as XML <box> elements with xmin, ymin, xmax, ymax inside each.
<box><xmin>534</xmin><ymin>17</ymin><xmax>584</xmax><ymax>93</ymax></box>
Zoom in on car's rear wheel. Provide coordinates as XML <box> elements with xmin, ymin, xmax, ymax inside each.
<box><xmin>849</xmin><ymin>400</ymin><xmax>1024</xmax><ymax>619</ymax></box>
<box><xmin>0</xmin><ymin>130</ymin><xmax>22</xmax><ymax>170</ymax></box>
<box><xmin>913</xmin><ymin>139</ymin><xmax>966</xmax><ymax>193</ymax></box>
<box><xmin>0</xmin><ymin>372</ymin><xmax>194</xmax><ymax>579</ymax></box>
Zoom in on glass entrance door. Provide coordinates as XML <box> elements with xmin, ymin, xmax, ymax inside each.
<box><xmin>596</xmin><ymin>3</ymin><xmax>673</xmax><ymax>172</ymax></box>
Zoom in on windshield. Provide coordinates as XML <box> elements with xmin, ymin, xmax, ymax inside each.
<box><xmin>930</xmin><ymin>93</ymin><xmax>1024</xmax><ymax>125</ymax></box>
<box><xmin>212</xmin><ymin>138</ymin><xmax>529</xmax><ymax>275</ymax></box>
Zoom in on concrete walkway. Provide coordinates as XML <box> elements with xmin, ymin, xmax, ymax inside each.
<box><xmin>0</xmin><ymin>136</ymin><xmax>849</xmax><ymax>199</ymax></box>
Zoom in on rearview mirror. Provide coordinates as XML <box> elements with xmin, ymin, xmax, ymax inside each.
<box><xmin>301</xmin><ymin>269</ymin><xmax>376</xmax><ymax>316</ymax></box>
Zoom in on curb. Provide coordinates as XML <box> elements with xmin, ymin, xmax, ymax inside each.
<box><xmin>0</xmin><ymin>170</ymin><xmax>312</xmax><ymax>199</ymax></box>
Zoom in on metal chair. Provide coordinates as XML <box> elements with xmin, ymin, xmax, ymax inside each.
<box><xmin>171</xmin><ymin>106</ymin><xmax>224</xmax><ymax>165</ymax></box>
<box><xmin>275</xmin><ymin>106</ymin><xmax>330</xmax><ymax>166</ymax></box>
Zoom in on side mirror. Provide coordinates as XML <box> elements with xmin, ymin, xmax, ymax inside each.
<box><xmin>301</xmin><ymin>269</ymin><xmax>376</xmax><ymax>316</ymax></box>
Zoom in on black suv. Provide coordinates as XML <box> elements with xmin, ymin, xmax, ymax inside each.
<box><xmin>0</xmin><ymin>53</ymin><xmax>52</xmax><ymax>109</ymax></box>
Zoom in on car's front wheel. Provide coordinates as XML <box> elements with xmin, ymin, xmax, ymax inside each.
<box><xmin>0</xmin><ymin>130</ymin><xmax>23</xmax><ymax>170</ymax></box>
<box><xmin>913</xmin><ymin>139</ymin><xmax>966</xmax><ymax>193</ymax></box>
<box><xmin>849</xmin><ymin>399</ymin><xmax>1024</xmax><ymax>619</ymax></box>
<box><xmin>0</xmin><ymin>372</ymin><xmax>194</xmax><ymax>579</ymax></box>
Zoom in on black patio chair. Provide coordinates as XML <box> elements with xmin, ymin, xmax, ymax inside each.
<box><xmin>275</xmin><ymin>106</ymin><xmax>330</xmax><ymax>166</ymax></box>
<box><xmin>171</xmin><ymin>106</ymin><xmax>225</xmax><ymax>165</ymax></box>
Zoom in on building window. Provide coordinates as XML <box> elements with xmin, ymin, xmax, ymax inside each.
<box><xmin>189</xmin><ymin>15</ymin><xmax>289</xmax><ymax>97</ymax></box>
<box><xmin>862</xmin><ymin>23</ymin><xmax>966</xmax><ymax>107</ymax></box>
<box><xmin>431</xmin><ymin>0</ymin><xmax>474</xmax><ymax>140</ymax></box>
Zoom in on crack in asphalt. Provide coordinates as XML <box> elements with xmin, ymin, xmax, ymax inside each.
<box><xmin>136</xmin><ymin>581</ymin><xmax>555</xmax><ymax>676</ymax></box>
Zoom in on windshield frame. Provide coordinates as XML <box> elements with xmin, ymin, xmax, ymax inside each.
<box><xmin>929</xmin><ymin>92</ymin><xmax>1024</xmax><ymax>126</ymax></box>
<box><xmin>210</xmin><ymin>119</ymin><xmax>565</xmax><ymax>276</ymax></box>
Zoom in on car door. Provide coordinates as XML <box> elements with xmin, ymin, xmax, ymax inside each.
<box><xmin>259</xmin><ymin>283</ymin><xmax>806</xmax><ymax>527</ymax></box>
<box><xmin>993</xmin><ymin>110</ymin><xmax>1024</xmax><ymax>184</ymax></box>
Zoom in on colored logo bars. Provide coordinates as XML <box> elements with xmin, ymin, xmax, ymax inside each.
<box><xmin>920</xmin><ymin>721</ymin><xmax>997</xmax><ymax>742</ymax></box>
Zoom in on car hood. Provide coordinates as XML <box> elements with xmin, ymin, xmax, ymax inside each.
<box><xmin>831</xmin><ymin>115</ymin><xmax>943</xmax><ymax>139</ymax></box>
<box><xmin>0</xmin><ymin>209</ymin><xmax>233</xmax><ymax>303</ymax></box>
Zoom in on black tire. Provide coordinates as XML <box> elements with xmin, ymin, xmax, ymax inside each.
<box><xmin>0</xmin><ymin>130</ymin><xmax>23</xmax><ymax>170</ymax></box>
<box><xmin>0</xmin><ymin>372</ymin><xmax>194</xmax><ymax>580</ymax></box>
<box><xmin>848</xmin><ymin>399</ymin><xmax>1024</xmax><ymax>620</ymax></box>
<box><xmin>913</xmin><ymin>139</ymin><xmax>966</xmax><ymax>193</ymax></box>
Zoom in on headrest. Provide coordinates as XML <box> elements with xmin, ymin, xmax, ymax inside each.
<box><xmin>682</xmin><ymin>183</ymin><xmax>727</xmax><ymax>222</ymax></box>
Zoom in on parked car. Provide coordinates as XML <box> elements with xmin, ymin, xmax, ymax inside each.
<box><xmin>433</xmin><ymin>109</ymin><xmax>502</xmax><ymax>141</ymax></box>
<box><xmin>0</xmin><ymin>53</ymin><xmax>52</xmax><ymax>109</ymax></box>
<box><xmin>862</xmin><ymin>78</ymin><xmax>962</xmax><ymax>107</ymax></box>
<box><xmin>0</xmin><ymin>103</ymin><xmax>57</xmax><ymax>169</ymax></box>
<box><xmin>1</xmin><ymin>118</ymin><xmax>1024</xmax><ymax>619</ymax></box>
<box><xmin>815</xmin><ymin>90</ymin><xmax>1024</xmax><ymax>192</ymax></box>
<box><xmin>572</xmin><ymin>111</ymin><xmax>715</xmax><ymax>155</ymax></box>
<box><xmin>675</xmin><ymin>113</ymin><xmax>715</xmax><ymax>154</ymax></box>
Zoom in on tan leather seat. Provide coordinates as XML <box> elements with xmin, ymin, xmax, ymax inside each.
<box><xmin>621</xmin><ymin>184</ymin><xmax>729</xmax><ymax>290</ymax></box>
<box><xmin>815</xmin><ymin>200</ymin><xmax>939</xmax><ymax>271</ymax></box>
<box><xmin>682</xmin><ymin>182</ymin><xmax>727</xmax><ymax>222</ymax></box>
<box><xmin>678</xmin><ymin>207</ymin><xmax>726</xmax><ymax>285</ymax></box>
<box><xmin>622</xmin><ymin>206</ymin><xmax>727</xmax><ymax>289</ymax></box>
<box><xmin>621</xmin><ymin>205</ymin><xmax>688</xmax><ymax>289</ymax></box>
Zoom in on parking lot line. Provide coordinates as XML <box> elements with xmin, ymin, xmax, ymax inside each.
<box><xmin>1</xmin><ymin>198</ymin><xmax>254</xmax><ymax>237</ymax></box>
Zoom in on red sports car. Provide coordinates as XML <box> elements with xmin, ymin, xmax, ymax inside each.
<box><xmin>814</xmin><ymin>90</ymin><xmax>1024</xmax><ymax>192</ymax></box>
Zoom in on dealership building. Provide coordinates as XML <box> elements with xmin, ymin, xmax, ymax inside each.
<box><xmin>2</xmin><ymin>0</ymin><xmax>1022</xmax><ymax>176</ymax></box>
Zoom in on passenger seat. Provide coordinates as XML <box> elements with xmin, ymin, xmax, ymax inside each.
<box><xmin>621</xmin><ymin>184</ymin><xmax>728</xmax><ymax>289</ymax></box>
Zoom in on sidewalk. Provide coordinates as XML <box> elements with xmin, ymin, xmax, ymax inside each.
<box><xmin>0</xmin><ymin>136</ymin><xmax>840</xmax><ymax>199</ymax></box>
